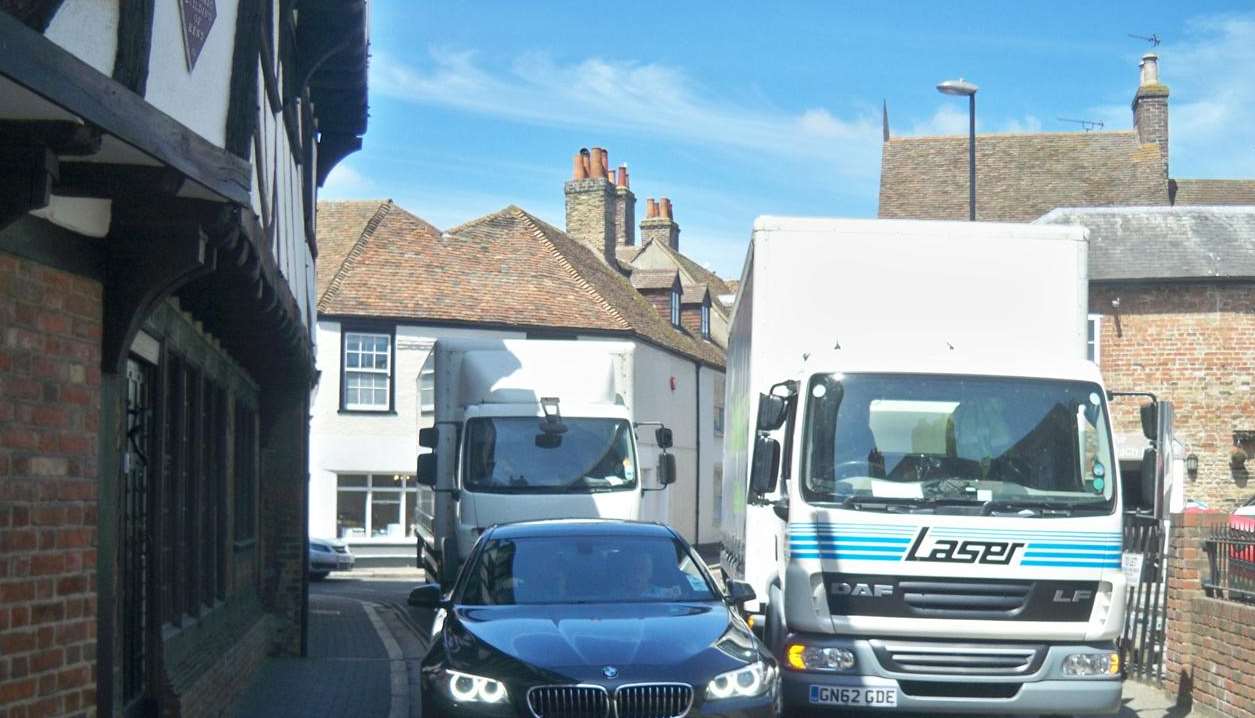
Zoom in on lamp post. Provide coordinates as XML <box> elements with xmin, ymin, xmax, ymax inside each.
<box><xmin>937</xmin><ymin>78</ymin><xmax>979</xmax><ymax>221</ymax></box>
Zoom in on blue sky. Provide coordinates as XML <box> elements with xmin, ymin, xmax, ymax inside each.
<box><xmin>322</xmin><ymin>2</ymin><xmax>1255</xmax><ymax>277</ymax></box>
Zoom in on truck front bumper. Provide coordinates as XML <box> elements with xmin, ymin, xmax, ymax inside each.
<box><xmin>780</xmin><ymin>636</ymin><xmax>1122</xmax><ymax>715</ymax></box>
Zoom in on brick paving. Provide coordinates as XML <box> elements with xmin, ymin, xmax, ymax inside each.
<box><xmin>231</xmin><ymin>594</ymin><xmax>394</xmax><ymax>718</ymax></box>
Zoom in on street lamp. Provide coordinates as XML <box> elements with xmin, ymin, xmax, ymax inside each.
<box><xmin>937</xmin><ymin>78</ymin><xmax>979</xmax><ymax>221</ymax></box>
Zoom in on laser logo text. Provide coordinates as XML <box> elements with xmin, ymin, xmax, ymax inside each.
<box><xmin>904</xmin><ymin>527</ymin><xmax>1024</xmax><ymax>566</ymax></box>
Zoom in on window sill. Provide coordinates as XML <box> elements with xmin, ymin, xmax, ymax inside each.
<box><xmin>338</xmin><ymin>409</ymin><xmax>397</xmax><ymax>416</ymax></box>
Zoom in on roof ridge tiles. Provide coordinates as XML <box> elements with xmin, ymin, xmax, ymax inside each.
<box><xmin>319</xmin><ymin>199</ymin><xmax>395</xmax><ymax>309</ymax></box>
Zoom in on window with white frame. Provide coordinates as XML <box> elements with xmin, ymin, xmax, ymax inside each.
<box><xmin>343</xmin><ymin>331</ymin><xmax>392</xmax><ymax>410</ymax></box>
<box><xmin>700</xmin><ymin>302</ymin><xmax>710</xmax><ymax>338</ymax></box>
<box><xmin>713</xmin><ymin>374</ymin><xmax>725</xmax><ymax>437</ymax></box>
<box><xmin>670</xmin><ymin>288</ymin><xmax>681</xmax><ymax>326</ymax></box>
<box><xmin>1087</xmin><ymin>314</ymin><xmax>1101</xmax><ymax>363</ymax></box>
<box><xmin>335</xmin><ymin>473</ymin><xmax>419</xmax><ymax>540</ymax></box>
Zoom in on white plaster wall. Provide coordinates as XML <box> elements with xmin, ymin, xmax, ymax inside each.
<box><xmin>45</xmin><ymin>0</ymin><xmax>118</xmax><ymax>76</ymax></box>
<box><xmin>144</xmin><ymin>0</ymin><xmax>238</xmax><ymax>147</ymax></box>
<box><xmin>632</xmin><ymin>344</ymin><xmax>699</xmax><ymax>541</ymax></box>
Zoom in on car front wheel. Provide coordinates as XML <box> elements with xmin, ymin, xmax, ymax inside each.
<box><xmin>310</xmin><ymin>570</ymin><xmax>329</xmax><ymax>581</ymax></box>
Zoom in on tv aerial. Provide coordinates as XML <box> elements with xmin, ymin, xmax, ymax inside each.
<box><xmin>1058</xmin><ymin>117</ymin><xmax>1105</xmax><ymax>132</ymax></box>
<box><xmin>1128</xmin><ymin>33</ymin><xmax>1161</xmax><ymax>47</ymax></box>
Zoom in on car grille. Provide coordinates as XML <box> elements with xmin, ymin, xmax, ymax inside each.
<box><xmin>527</xmin><ymin>685</ymin><xmax>610</xmax><ymax>718</ymax></box>
<box><xmin>615</xmin><ymin>684</ymin><xmax>693</xmax><ymax>718</ymax></box>
<box><xmin>871</xmin><ymin>640</ymin><xmax>1045</xmax><ymax>676</ymax></box>
<box><xmin>899</xmin><ymin>579</ymin><xmax>1032</xmax><ymax>618</ymax></box>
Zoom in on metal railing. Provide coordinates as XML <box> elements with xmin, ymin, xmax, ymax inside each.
<box><xmin>1121</xmin><ymin>513</ymin><xmax>1166</xmax><ymax>683</ymax></box>
<box><xmin>1204</xmin><ymin>526</ymin><xmax>1255</xmax><ymax>604</ymax></box>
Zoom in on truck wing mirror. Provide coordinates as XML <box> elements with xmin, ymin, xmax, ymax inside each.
<box><xmin>1139</xmin><ymin>403</ymin><xmax>1157</xmax><ymax>442</ymax></box>
<box><xmin>416</xmin><ymin>453</ymin><xmax>436</xmax><ymax>487</ymax></box>
<box><xmin>750</xmin><ymin>435</ymin><xmax>780</xmax><ymax>494</ymax></box>
<box><xmin>655</xmin><ymin>427</ymin><xmax>673</xmax><ymax>449</ymax></box>
<box><xmin>657</xmin><ymin>453</ymin><xmax>677</xmax><ymax>487</ymax></box>
<box><xmin>418</xmin><ymin>427</ymin><xmax>438</xmax><ymax>449</ymax></box>
<box><xmin>757</xmin><ymin>394</ymin><xmax>788</xmax><ymax>432</ymax></box>
<box><xmin>1139</xmin><ymin>448</ymin><xmax>1158</xmax><ymax>511</ymax></box>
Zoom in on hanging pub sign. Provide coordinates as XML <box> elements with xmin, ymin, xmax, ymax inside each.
<box><xmin>178</xmin><ymin>0</ymin><xmax>217</xmax><ymax>71</ymax></box>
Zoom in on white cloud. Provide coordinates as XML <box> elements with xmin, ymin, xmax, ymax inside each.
<box><xmin>905</xmin><ymin>104</ymin><xmax>1042</xmax><ymax>136</ymax></box>
<box><xmin>320</xmin><ymin>162</ymin><xmax>373</xmax><ymax>197</ymax></box>
<box><xmin>370</xmin><ymin>49</ymin><xmax>883</xmax><ymax>187</ymax></box>
<box><xmin>1091</xmin><ymin>14</ymin><xmax>1255</xmax><ymax>179</ymax></box>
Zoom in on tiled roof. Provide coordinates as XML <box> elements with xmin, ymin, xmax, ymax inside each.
<box><xmin>1171</xmin><ymin>179</ymin><xmax>1255</xmax><ymax>206</ymax></box>
<box><xmin>1035</xmin><ymin>206</ymin><xmax>1255</xmax><ymax>281</ymax></box>
<box><xmin>681</xmin><ymin>283</ymin><xmax>710</xmax><ymax>305</ymax></box>
<box><xmin>315</xmin><ymin>199</ymin><xmax>394</xmax><ymax>304</ymax></box>
<box><xmin>615</xmin><ymin>245</ymin><xmax>642</xmax><ymax>269</ymax></box>
<box><xmin>317</xmin><ymin>202</ymin><xmax>724</xmax><ymax>367</ymax></box>
<box><xmin>630</xmin><ymin>269</ymin><xmax>680</xmax><ymax>290</ymax></box>
<box><xmin>878</xmin><ymin>131</ymin><xmax>1168</xmax><ymax>222</ymax></box>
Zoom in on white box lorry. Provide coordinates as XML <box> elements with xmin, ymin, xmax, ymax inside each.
<box><xmin>415</xmin><ymin>339</ymin><xmax>676</xmax><ymax>583</ymax></box>
<box><xmin>720</xmin><ymin>217</ymin><xmax>1173</xmax><ymax>715</ymax></box>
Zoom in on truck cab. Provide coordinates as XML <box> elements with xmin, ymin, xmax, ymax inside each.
<box><xmin>414</xmin><ymin>339</ymin><xmax>675</xmax><ymax>582</ymax></box>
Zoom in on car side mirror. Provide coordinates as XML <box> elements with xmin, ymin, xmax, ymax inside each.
<box><xmin>408</xmin><ymin>583</ymin><xmax>444</xmax><ymax>608</ymax></box>
<box><xmin>756</xmin><ymin>394</ymin><xmax>788</xmax><ymax>432</ymax></box>
<box><xmin>419</xmin><ymin>427</ymin><xmax>438</xmax><ymax>449</ymax></box>
<box><xmin>726</xmin><ymin>580</ymin><xmax>756</xmax><ymax>607</ymax></box>
<box><xmin>655</xmin><ymin>427</ymin><xmax>673</xmax><ymax>449</ymax></box>
<box><xmin>657</xmin><ymin>453</ymin><xmax>677</xmax><ymax>487</ymax></box>
<box><xmin>750</xmin><ymin>435</ymin><xmax>780</xmax><ymax>495</ymax></box>
<box><xmin>416</xmin><ymin>453</ymin><xmax>436</xmax><ymax>487</ymax></box>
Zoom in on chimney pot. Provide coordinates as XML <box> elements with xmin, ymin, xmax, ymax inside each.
<box><xmin>646</xmin><ymin>198</ymin><xmax>658</xmax><ymax>218</ymax></box>
<box><xmin>1139</xmin><ymin>53</ymin><xmax>1160</xmax><ymax>86</ymax></box>
<box><xmin>660</xmin><ymin>197</ymin><xmax>673</xmax><ymax>220</ymax></box>
<box><xmin>601</xmin><ymin>150</ymin><xmax>610</xmax><ymax>178</ymax></box>
<box><xmin>617</xmin><ymin>164</ymin><xmax>629</xmax><ymax>188</ymax></box>
<box><xmin>571</xmin><ymin>152</ymin><xmax>589</xmax><ymax>180</ymax></box>
<box><xmin>589</xmin><ymin>147</ymin><xmax>607</xmax><ymax>179</ymax></box>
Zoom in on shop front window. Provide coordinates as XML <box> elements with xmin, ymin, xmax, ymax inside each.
<box><xmin>335</xmin><ymin>474</ymin><xmax>417</xmax><ymax>540</ymax></box>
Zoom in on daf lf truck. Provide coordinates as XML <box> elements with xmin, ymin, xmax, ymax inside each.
<box><xmin>415</xmin><ymin>339</ymin><xmax>676</xmax><ymax>583</ymax></box>
<box><xmin>720</xmin><ymin>217</ymin><xmax>1173</xmax><ymax>715</ymax></box>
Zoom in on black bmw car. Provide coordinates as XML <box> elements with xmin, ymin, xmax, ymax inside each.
<box><xmin>411</xmin><ymin>519</ymin><xmax>779</xmax><ymax>717</ymax></box>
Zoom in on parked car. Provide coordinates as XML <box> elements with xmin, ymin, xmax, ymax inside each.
<box><xmin>1232</xmin><ymin>494</ymin><xmax>1255</xmax><ymax>532</ymax></box>
<box><xmin>309</xmin><ymin>537</ymin><xmax>354</xmax><ymax>580</ymax></box>
<box><xmin>411</xmin><ymin>519</ymin><xmax>780</xmax><ymax>717</ymax></box>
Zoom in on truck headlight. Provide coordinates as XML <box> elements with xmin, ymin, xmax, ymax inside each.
<box><xmin>1062</xmin><ymin>652</ymin><xmax>1119</xmax><ymax>676</ymax></box>
<box><xmin>786</xmin><ymin>644</ymin><xmax>856</xmax><ymax>672</ymax></box>
<box><xmin>442</xmin><ymin>668</ymin><xmax>508</xmax><ymax>703</ymax></box>
<box><xmin>706</xmin><ymin>660</ymin><xmax>774</xmax><ymax>699</ymax></box>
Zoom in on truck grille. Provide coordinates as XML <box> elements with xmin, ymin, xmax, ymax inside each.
<box><xmin>615</xmin><ymin>684</ymin><xmax>693</xmax><ymax>718</ymax></box>
<box><xmin>899</xmin><ymin>579</ymin><xmax>1032</xmax><ymax>618</ymax></box>
<box><xmin>527</xmin><ymin>685</ymin><xmax>610</xmax><ymax>718</ymax></box>
<box><xmin>872</xmin><ymin>640</ymin><xmax>1045</xmax><ymax>676</ymax></box>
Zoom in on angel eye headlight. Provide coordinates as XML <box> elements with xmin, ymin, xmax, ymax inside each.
<box><xmin>705</xmin><ymin>660</ymin><xmax>774</xmax><ymax>700</ymax></box>
<box><xmin>444</xmin><ymin>669</ymin><xmax>508</xmax><ymax>703</ymax></box>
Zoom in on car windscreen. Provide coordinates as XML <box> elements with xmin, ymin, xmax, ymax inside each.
<box><xmin>458</xmin><ymin>535</ymin><xmax>717</xmax><ymax>605</ymax></box>
<box><xmin>802</xmin><ymin>373</ymin><xmax>1116</xmax><ymax>512</ymax></box>
<box><xmin>463</xmin><ymin>417</ymin><xmax>637</xmax><ymax>493</ymax></box>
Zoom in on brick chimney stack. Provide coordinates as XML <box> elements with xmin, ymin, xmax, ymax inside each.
<box><xmin>640</xmin><ymin>196</ymin><xmax>680</xmax><ymax>251</ymax></box>
<box><xmin>1132</xmin><ymin>52</ymin><xmax>1169</xmax><ymax>178</ymax></box>
<box><xmin>565</xmin><ymin>147</ymin><xmax>617</xmax><ymax>265</ymax></box>
<box><xmin>613</xmin><ymin>164</ymin><xmax>635</xmax><ymax>247</ymax></box>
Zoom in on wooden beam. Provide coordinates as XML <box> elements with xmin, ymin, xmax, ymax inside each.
<box><xmin>54</xmin><ymin>162</ymin><xmax>184</xmax><ymax>199</ymax></box>
<box><xmin>0</xmin><ymin>11</ymin><xmax>251</xmax><ymax>205</ymax></box>
<box><xmin>4</xmin><ymin>0</ymin><xmax>67</xmax><ymax>31</ymax></box>
<box><xmin>0</xmin><ymin>144</ymin><xmax>57</xmax><ymax>231</ymax></box>
<box><xmin>0</xmin><ymin>120</ymin><xmax>102</xmax><ymax>155</ymax></box>
<box><xmin>111</xmin><ymin>0</ymin><xmax>155</xmax><ymax>94</ymax></box>
<box><xmin>224</xmin><ymin>0</ymin><xmax>261</xmax><ymax>159</ymax></box>
<box><xmin>0</xmin><ymin>214</ymin><xmax>104</xmax><ymax>279</ymax></box>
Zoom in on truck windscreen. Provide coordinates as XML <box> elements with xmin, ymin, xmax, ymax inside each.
<box><xmin>463</xmin><ymin>417</ymin><xmax>638</xmax><ymax>493</ymax></box>
<box><xmin>801</xmin><ymin>373</ymin><xmax>1116</xmax><ymax>514</ymax></box>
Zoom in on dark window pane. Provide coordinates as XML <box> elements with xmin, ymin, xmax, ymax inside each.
<box><xmin>337</xmin><ymin>491</ymin><xmax>366</xmax><ymax>539</ymax></box>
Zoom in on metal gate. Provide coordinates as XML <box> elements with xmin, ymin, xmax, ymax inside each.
<box><xmin>122</xmin><ymin>357</ymin><xmax>154</xmax><ymax>713</ymax></box>
<box><xmin>1120</xmin><ymin>512</ymin><xmax>1166</xmax><ymax>683</ymax></box>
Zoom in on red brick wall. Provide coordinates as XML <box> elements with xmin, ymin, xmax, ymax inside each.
<box><xmin>680</xmin><ymin>305</ymin><xmax>703</xmax><ymax>336</ymax></box>
<box><xmin>1091</xmin><ymin>282</ymin><xmax>1255</xmax><ymax>510</ymax></box>
<box><xmin>1163</xmin><ymin>511</ymin><xmax>1255</xmax><ymax>717</ymax></box>
<box><xmin>0</xmin><ymin>252</ymin><xmax>101</xmax><ymax>716</ymax></box>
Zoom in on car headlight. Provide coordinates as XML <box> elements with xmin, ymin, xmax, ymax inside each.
<box><xmin>442</xmin><ymin>668</ymin><xmax>508</xmax><ymax>703</ymax></box>
<box><xmin>785</xmin><ymin>644</ymin><xmax>856</xmax><ymax>672</ymax></box>
<box><xmin>1062</xmin><ymin>652</ymin><xmax>1119</xmax><ymax>677</ymax></box>
<box><xmin>706</xmin><ymin>660</ymin><xmax>774</xmax><ymax>700</ymax></box>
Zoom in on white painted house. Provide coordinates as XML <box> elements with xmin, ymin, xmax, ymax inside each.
<box><xmin>310</xmin><ymin>201</ymin><xmax>726</xmax><ymax>564</ymax></box>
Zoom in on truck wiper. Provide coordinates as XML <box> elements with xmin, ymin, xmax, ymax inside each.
<box><xmin>980</xmin><ymin>500</ymin><xmax>1093</xmax><ymax>517</ymax></box>
<box><xmin>839</xmin><ymin>495</ymin><xmax>981</xmax><ymax>512</ymax></box>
